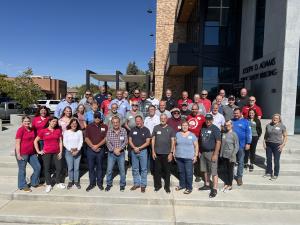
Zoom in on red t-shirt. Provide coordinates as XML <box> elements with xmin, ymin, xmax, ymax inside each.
<box><xmin>199</xmin><ymin>98</ymin><xmax>211</xmax><ymax>113</ymax></box>
<box><xmin>38</xmin><ymin>128</ymin><xmax>62</xmax><ymax>154</ymax></box>
<box><xmin>15</xmin><ymin>126</ymin><xmax>36</xmax><ymax>155</ymax></box>
<box><xmin>101</xmin><ymin>99</ymin><xmax>112</xmax><ymax>116</ymax></box>
<box><xmin>242</xmin><ymin>104</ymin><xmax>263</xmax><ymax>119</ymax></box>
<box><xmin>130</xmin><ymin>97</ymin><xmax>141</xmax><ymax>103</ymax></box>
<box><xmin>178</xmin><ymin>99</ymin><xmax>193</xmax><ymax>109</ymax></box>
<box><xmin>32</xmin><ymin>116</ymin><xmax>49</xmax><ymax>135</ymax></box>
<box><xmin>186</xmin><ymin>114</ymin><xmax>206</xmax><ymax>138</ymax></box>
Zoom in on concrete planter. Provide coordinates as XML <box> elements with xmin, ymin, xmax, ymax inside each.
<box><xmin>0</xmin><ymin>119</ymin><xmax>2</xmax><ymax>132</ymax></box>
<box><xmin>10</xmin><ymin>114</ymin><xmax>23</xmax><ymax>126</ymax></box>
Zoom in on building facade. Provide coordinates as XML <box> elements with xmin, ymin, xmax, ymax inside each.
<box><xmin>155</xmin><ymin>0</ymin><xmax>300</xmax><ymax>134</ymax></box>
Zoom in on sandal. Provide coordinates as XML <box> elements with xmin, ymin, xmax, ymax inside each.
<box><xmin>175</xmin><ymin>186</ymin><xmax>185</xmax><ymax>191</ymax></box>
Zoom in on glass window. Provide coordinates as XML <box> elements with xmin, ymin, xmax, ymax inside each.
<box><xmin>204</xmin><ymin>26</ymin><xmax>219</xmax><ymax>45</ymax></box>
<box><xmin>8</xmin><ymin>103</ymin><xmax>15</xmax><ymax>109</ymax></box>
<box><xmin>253</xmin><ymin>0</ymin><xmax>266</xmax><ymax>60</ymax></box>
<box><xmin>208</xmin><ymin>0</ymin><xmax>221</xmax><ymax>7</ymax></box>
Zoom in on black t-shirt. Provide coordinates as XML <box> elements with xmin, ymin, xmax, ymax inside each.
<box><xmin>129</xmin><ymin>126</ymin><xmax>151</xmax><ymax>147</ymax></box>
<box><xmin>152</xmin><ymin>124</ymin><xmax>175</xmax><ymax>154</ymax></box>
<box><xmin>200</xmin><ymin>124</ymin><xmax>221</xmax><ymax>152</ymax></box>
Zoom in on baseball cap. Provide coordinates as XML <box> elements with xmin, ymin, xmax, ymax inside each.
<box><xmin>205</xmin><ymin>114</ymin><xmax>213</xmax><ymax>120</ymax></box>
<box><xmin>228</xmin><ymin>95</ymin><xmax>235</xmax><ymax>100</ymax></box>
<box><xmin>181</xmin><ymin>102</ymin><xmax>188</xmax><ymax>106</ymax></box>
<box><xmin>170</xmin><ymin>108</ymin><xmax>181</xmax><ymax>114</ymax></box>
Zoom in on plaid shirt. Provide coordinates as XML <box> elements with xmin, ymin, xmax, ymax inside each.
<box><xmin>106</xmin><ymin>127</ymin><xmax>128</xmax><ymax>152</ymax></box>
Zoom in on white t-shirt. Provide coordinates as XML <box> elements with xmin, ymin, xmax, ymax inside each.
<box><xmin>147</xmin><ymin>98</ymin><xmax>160</xmax><ymax>109</ymax></box>
<box><xmin>210</xmin><ymin>112</ymin><xmax>225</xmax><ymax>130</ymax></box>
<box><xmin>63</xmin><ymin>130</ymin><xmax>83</xmax><ymax>151</ymax></box>
<box><xmin>144</xmin><ymin>114</ymin><xmax>160</xmax><ymax>134</ymax></box>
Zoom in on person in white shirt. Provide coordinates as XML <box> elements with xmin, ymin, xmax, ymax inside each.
<box><xmin>147</xmin><ymin>91</ymin><xmax>160</xmax><ymax>109</ymax></box>
<box><xmin>210</xmin><ymin>103</ymin><xmax>225</xmax><ymax>131</ymax></box>
<box><xmin>63</xmin><ymin>118</ymin><xmax>83</xmax><ymax>189</ymax></box>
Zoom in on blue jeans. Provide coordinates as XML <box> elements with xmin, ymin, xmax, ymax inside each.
<box><xmin>65</xmin><ymin>150</ymin><xmax>81</xmax><ymax>183</ymax></box>
<box><xmin>16</xmin><ymin>154</ymin><xmax>41</xmax><ymax>189</ymax></box>
<box><xmin>266</xmin><ymin>142</ymin><xmax>281</xmax><ymax>176</ymax></box>
<box><xmin>236</xmin><ymin>150</ymin><xmax>245</xmax><ymax>178</ymax></box>
<box><xmin>106</xmin><ymin>151</ymin><xmax>126</xmax><ymax>187</ymax></box>
<box><xmin>86</xmin><ymin>147</ymin><xmax>105</xmax><ymax>186</ymax></box>
<box><xmin>131</xmin><ymin>149</ymin><xmax>148</xmax><ymax>187</ymax></box>
<box><xmin>176</xmin><ymin>158</ymin><xmax>193</xmax><ymax>190</ymax></box>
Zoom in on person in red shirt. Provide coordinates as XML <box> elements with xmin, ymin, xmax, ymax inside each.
<box><xmin>101</xmin><ymin>92</ymin><xmax>113</xmax><ymax>116</ymax></box>
<box><xmin>15</xmin><ymin>116</ymin><xmax>41</xmax><ymax>192</ymax></box>
<box><xmin>242</xmin><ymin>96</ymin><xmax>263</xmax><ymax>119</ymax></box>
<box><xmin>177</xmin><ymin>91</ymin><xmax>193</xmax><ymax>109</ymax></box>
<box><xmin>34</xmin><ymin>116</ymin><xmax>65</xmax><ymax>193</ymax></box>
<box><xmin>129</xmin><ymin>89</ymin><xmax>141</xmax><ymax>104</ymax></box>
<box><xmin>186</xmin><ymin>104</ymin><xmax>206</xmax><ymax>182</ymax></box>
<box><xmin>199</xmin><ymin>90</ymin><xmax>211</xmax><ymax>113</ymax></box>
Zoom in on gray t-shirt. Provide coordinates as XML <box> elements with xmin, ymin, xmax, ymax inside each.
<box><xmin>265</xmin><ymin>123</ymin><xmax>286</xmax><ymax>144</ymax></box>
<box><xmin>152</xmin><ymin>124</ymin><xmax>175</xmax><ymax>154</ymax></box>
<box><xmin>220</xmin><ymin>131</ymin><xmax>239</xmax><ymax>162</ymax></box>
<box><xmin>222</xmin><ymin>104</ymin><xmax>238</xmax><ymax>121</ymax></box>
<box><xmin>125</xmin><ymin>111</ymin><xmax>143</xmax><ymax>130</ymax></box>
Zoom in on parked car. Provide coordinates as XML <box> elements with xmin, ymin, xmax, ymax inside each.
<box><xmin>36</xmin><ymin>100</ymin><xmax>60</xmax><ymax>113</ymax></box>
<box><xmin>0</xmin><ymin>102</ymin><xmax>23</xmax><ymax>120</ymax></box>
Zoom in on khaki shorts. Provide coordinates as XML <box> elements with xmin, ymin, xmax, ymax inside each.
<box><xmin>200</xmin><ymin>151</ymin><xmax>218</xmax><ymax>176</ymax></box>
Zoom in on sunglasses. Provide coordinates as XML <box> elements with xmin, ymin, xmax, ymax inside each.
<box><xmin>67</xmin><ymin>97</ymin><xmax>73</xmax><ymax>99</ymax></box>
<box><xmin>94</xmin><ymin>116</ymin><xmax>101</xmax><ymax>119</ymax></box>
<box><xmin>134</xmin><ymin>92</ymin><xmax>140</xmax><ymax>95</ymax></box>
<box><xmin>85</xmin><ymin>93</ymin><xmax>91</xmax><ymax>95</ymax></box>
<box><xmin>249</xmin><ymin>100</ymin><xmax>255</xmax><ymax>102</ymax></box>
<box><xmin>201</xmin><ymin>94</ymin><xmax>208</xmax><ymax>96</ymax></box>
<box><xmin>132</xmin><ymin>104</ymin><xmax>138</xmax><ymax>107</ymax></box>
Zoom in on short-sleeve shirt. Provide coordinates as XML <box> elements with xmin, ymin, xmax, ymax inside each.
<box><xmin>265</xmin><ymin>123</ymin><xmax>286</xmax><ymax>144</ymax></box>
<box><xmin>200</xmin><ymin>124</ymin><xmax>221</xmax><ymax>152</ymax></box>
<box><xmin>186</xmin><ymin>114</ymin><xmax>206</xmax><ymax>137</ymax></box>
<box><xmin>85</xmin><ymin>123</ymin><xmax>108</xmax><ymax>145</ymax></box>
<box><xmin>38</xmin><ymin>128</ymin><xmax>62</xmax><ymax>154</ymax></box>
<box><xmin>129</xmin><ymin>126</ymin><xmax>151</xmax><ymax>148</ymax></box>
<box><xmin>175</xmin><ymin>132</ymin><xmax>197</xmax><ymax>159</ymax></box>
<box><xmin>16</xmin><ymin>126</ymin><xmax>36</xmax><ymax>155</ymax></box>
<box><xmin>32</xmin><ymin>116</ymin><xmax>49</xmax><ymax>135</ymax></box>
<box><xmin>242</xmin><ymin>104</ymin><xmax>263</xmax><ymax>119</ymax></box>
<box><xmin>210</xmin><ymin>112</ymin><xmax>225</xmax><ymax>130</ymax></box>
<box><xmin>126</xmin><ymin>111</ymin><xmax>143</xmax><ymax>130</ymax></box>
<box><xmin>152</xmin><ymin>124</ymin><xmax>175</xmax><ymax>154</ymax></box>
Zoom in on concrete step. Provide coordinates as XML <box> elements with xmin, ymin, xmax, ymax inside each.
<box><xmin>0</xmin><ymin>200</ymin><xmax>174</xmax><ymax>225</ymax></box>
<box><xmin>174</xmin><ymin>206</ymin><xmax>300</xmax><ymax>225</ymax></box>
<box><xmin>4</xmin><ymin>186</ymin><xmax>300</xmax><ymax>210</ymax></box>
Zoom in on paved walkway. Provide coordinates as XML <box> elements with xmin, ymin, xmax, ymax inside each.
<box><xmin>0</xmin><ymin>123</ymin><xmax>300</xmax><ymax>224</ymax></box>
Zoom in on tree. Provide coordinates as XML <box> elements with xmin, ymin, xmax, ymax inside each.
<box><xmin>126</xmin><ymin>61</ymin><xmax>146</xmax><ymax>95</ymax></box>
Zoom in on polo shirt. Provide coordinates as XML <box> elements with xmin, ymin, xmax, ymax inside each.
<box><xmin>186</xmin><ymin>114</ymin><xmax>206</xmax><ymax>137</ymax></box>
<box><xmin>242</xmin><ymin>104</ymin><xmax>263</xmax><ymax>118</ymax></box>
<box><xmin>109</xmin><ymin>99</ymin><xmax>131</xmax><ymax>118</ymax></box>
<box><xmin>200</xmin><ymin>124</ymin><xmax>221</xmax><ymax>152</ymax></box>
<box><xmin>16</xmin><ymin>126</ymin><xmax>36</xmax><ymax>155</ymax></box>
<box><xmin>32</xmin><ymin>116</ymin><xmax>49</xmax><ymax>134</ymax></box>
<box><xmin>167</xmin><ymin>118</ymin><xmax>182</xmax><ymax>132</ymax></box>
<box><xmin>210</xmin><ymin>112</ymin><xmax>225</xmax><ymax>130</ymax></box>
<box><xmin>156</xmin><ymin>109</ymin><xmax>171</xmax><ymax>118</ymax></box>
<box><xmin>222</xmin><ymin>104</ymin><xmax>238</xmax><ymax>121</ymax></box>
<box><xmin>265</xmin><ymin>123</ymin><xmax>286</xmax><ymax>144</ymax></box>
<box><xmin>38</xmin><ymin>128</ymin><xmax>62</xmax><ymax>154</ymax></box>
<box><xmin>152</xmin><ymin>124</ymin><xmax>175</xmax><ymax>154</ymax></box>
<box><xmin>129</xmin><ymin>126</ymin><xmax>151</xmax><ymax>147</ymax></box>
<box><xmin>125</xmin><ymin>111</ymin><xmax>143</xmax><ymax>130</ymax></box>
<box><xmin>144</xmin><ymin>115</ymin><xmax>160</xmax><ymax>134</ymax></box>
<box><xmin>199</xmin><ymin>98</ymin><xmax>211</xmax><ymax>113</ymax></box>
<box><xmin>104</xmin><ymin>112</ymin><xmax>124</xmax><ymax>129</ymax></box>
<box><xmin>85</xmin><ymin>122</ymin><xmax>108</xmax><ymax>145</ymax></box>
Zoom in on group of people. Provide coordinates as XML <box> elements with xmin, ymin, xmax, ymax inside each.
<box><xmin>15</xmin><ymin>86</ymin><xmax>288</xmax><ymax>198</ymax></box>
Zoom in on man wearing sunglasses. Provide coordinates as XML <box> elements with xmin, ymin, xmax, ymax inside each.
<box><xmin>79</xmin><ymin>90</ymin><xmax>92</xmax><ymax>105</ymax></box>
<box><xmin>54</xmin><ymin>93</ymin><xmax>78</xmax><ymax>118</ymax></box>
<box><xmin>199</xmin><ymin>90</ymin><xmax>211</xmax><ymax>113</ymax></box>
<box><xmin>242</xmin><ymin>96</ymin><xmax>263</xmax><ymax>119</ymax></box>
<box><xmin>130</xmin><ymin>89</ymin><xmax>141</xmax><ymax>104</ymax></box>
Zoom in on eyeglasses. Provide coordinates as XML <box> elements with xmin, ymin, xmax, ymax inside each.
<box><xmin>94</xmin><ymin>116</ymin><xmax>101</xmax><ymax>119</ymax></box>
<box><xmin>134</xmin><ymin>92</ymin><xmax>140</xmax><ymax>95</ymax></box>
<box><xmin>132</xmin><ymin>104</ymin><xmax>138</xmax><ymax>107</ymax></box>
<box><xmin>85</xmin><ymin>93</ymin><xmax>91</xmax><ymax>95</ymax></box>
<box><xmin>201</xmin><ymin>94</ymin><xmax>207</xmax><ymax>96</ymax></box>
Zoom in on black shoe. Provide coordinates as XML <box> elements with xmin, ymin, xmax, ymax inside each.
<box><xmin>244</xmin><ymin>164</ymin><xmax>249</xmax><ymax>169</ymax></box>
<box><xmin>164</xmin><ymin>188</ymin><xmax>171</xmax><ymax>194</ymax></box>
<box><xmin>86</xmin><ymin>184</ymin><xmax>95</xmax><ymax>192</ymax></box>
<box><xmin>154</xmin><ymin>186</ymin><xmax>162</xmax><ymax>192</ymax></box>
<box><xmin>195</xmin><ymin>177</ymin><xmax>201</xmax><ymax>182</ymax></box>
<box><xmin>74</xmin><ymin>182</ymin><xmax>81</xmax><ymax>189</ymax></box>
<box><xmin>249</xmin><ymin>164</ymin><xmax>254</xmax><ymax>172</ymax></box>
<box><xmin>98</xmin><ymin>185</ymin><xmax>104</xmax><ymax>191</ymax></box>
<box><xmin>120</xmin><ymin>186</ymin><xmax>125</xmax><ymax>192</ymax></box>
<box><xmin>105</xmin><ymin>185</ymin><xmax>112</xmax><ymax>192</ymax></box>
<box><xmin>198</xmin><ymin>185</ymin><xmax>210</xmax><ymax>191</ymax></box>
<box><xmin>67</xmin><ymin>182</ymin><xmax>73</xmax><ymax>189</ymax></box>
<box><xmin>209</xmin><ymin>189</ymin><xmax>217</xmax><ymax>198</ymax></box>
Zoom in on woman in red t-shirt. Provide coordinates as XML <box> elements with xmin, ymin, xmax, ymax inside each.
<box><xmin>15</xmin><ymin>116</ymin><xmax>41</xmax><ymax>192</ymax></box>
<box><xmin>34</xmin><ymin>116</ymin><xmax>65</xmax><ymax>193</ymax></box>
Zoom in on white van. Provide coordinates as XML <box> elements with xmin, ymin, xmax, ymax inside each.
<box><xmin>37</xmin><ymin>100</ymin><xmax>60</xmax><ymax>113</ymax></box>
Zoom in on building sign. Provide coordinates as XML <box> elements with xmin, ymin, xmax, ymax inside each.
<box><xmin>240</xmin><ymin>52</ymin><xmax>283</xmax><ymax>80</ymax></box>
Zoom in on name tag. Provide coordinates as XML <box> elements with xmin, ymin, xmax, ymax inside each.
<box><xmin>252</xmin><ymin>121</ymin><xmax>256</xmax><ymax>125</ymax></box>
<box><xmin>133</xmin><ymin>131</ymin><xmax>137</xmax><ymax>135</ymax></box>
<box><xmin>197</xmin><ymin>117</ymin><xmax>201</xmax><ymax>120</ymax></box>
<box><xmin>120</xmin><ymin>136</ymin><xmax>125</xmax><ymax>140</ymax></box>
<box><xmin>129</xmin><ymin>116</ymin><xmax>133</xmax><ymax>119</ymax></box>
<box><xmin>45</xmin><ymin>133</ymin><xmax>50</xmax><ymax>136</ymax></box>
<box><xmin>207</xmin><ymin>130</ymin><xmax>212</xmax><ymax>134</ymax></box>
<box><xmin>157</xmin><ymin>131</ymin><xmax>161</xmax><ymax>135</ymax></box>
<box><xmin>101</xmin><ymin>128</ymin><xmax>106</xmax><ymax>132</ymax></box>
<box><xmin>275</xmin><ymin>127</ymin><xmax>280</xmax><ymax>130</ymax></box>
<box><xmin>109</xmin><ymin>117</ymin><xmax>112</xmax><ymax>120</ymax></box>
<box><xmin>188</xmin><ymin>136</ymin><xmax>192</xmax><ymax>139</ymax></box>
<box><xmin>178</xmin><ymin>126</ymin><xmax>181</xmax><ymax>130</ymax></box>
<box><xmin>37</xmin><ymin>121</ymin><xmax>42</xmax><ymax>124</ymax></box>
<box><xmin>122</xmin><ymin>105</ymin><xmax>126</xmax><ymax>108</ymax></box>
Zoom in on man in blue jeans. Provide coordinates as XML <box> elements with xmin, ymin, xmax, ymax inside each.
<box><xmin>128</xmin><ymin>115</ymin><xmax>151</xmax><ymax>193</ymax></box>
<box><xmin>105</xmin><ymin>116</ymin><xmax>128</xmax><ymax>192</ymax></box>
<box><xmin>232</xmin><ymin>108</ymin><xmax>252</xmax><ymax>186</ymax></box>
<box><xmin>85</xmin><ymin>112</ymin><xmax>108</xmax><ymax>191</ymax></box>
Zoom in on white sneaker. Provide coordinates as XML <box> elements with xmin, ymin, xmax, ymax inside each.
<box><xmin>45</xmin><ymin>185</ymin><xmax>52</xmax><ymax>193</ymax></box>
<box><xmin>56</xmin><ymin>183</ymin><xmax>66</xmax><ymax>189</ymax></box>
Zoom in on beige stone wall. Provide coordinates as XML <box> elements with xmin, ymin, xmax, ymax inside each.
<box><xmin>155</xmin><ymin>0</ymin><xmax>187</xmax><ymax>99</ymax></box>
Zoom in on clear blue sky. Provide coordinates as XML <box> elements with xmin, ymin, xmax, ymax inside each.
<box><xmin>0</xmin><ymin>0</ymin><xmax>156</xmax><ymax>87</ymax></box>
